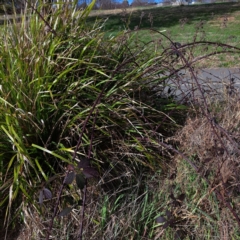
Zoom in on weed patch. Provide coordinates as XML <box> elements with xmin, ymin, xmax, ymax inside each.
<box><xmin>1</xmin><ymin>1</ymin><xmax>240</xmax><ymax>239</ymax></box>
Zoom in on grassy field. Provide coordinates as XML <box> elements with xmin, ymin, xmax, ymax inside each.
<box><xmin>0</xmin><ymin>2</ymin><xmax>240</xmax><ymax>239</ymax></box>
<box><xmin>88</xmin><ymin>2</ymin><xmax>240</xmax><ymax>67</ymax></box>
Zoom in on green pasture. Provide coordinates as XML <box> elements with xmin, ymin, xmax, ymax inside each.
<box><xmin>88</xmin><ymin>2</ymin><xmax>240</xmax><ymax>67</ymax></box>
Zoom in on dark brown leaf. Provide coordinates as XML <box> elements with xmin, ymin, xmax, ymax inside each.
<box><xmin>43</xmin><ymin>187</ymin><xmax>52</xmax><ymax>199</ymax></box>
<box><xmin>177</xmin><ymin>193</ymin><xmax>185</xmax><ymax>202</ymax></box>
<box><xmin>165</xmin><ymin>210</ymin><xmax>172</xmax><ymax>219</ymax></box>
<box><xmin>172</xmin><ymin>200</ymin><xmax>180</xmax><ymax>207</ymax></box>
<box><xmin>82</xmin><ymin>167</ymin><xmax>99</xmax><ymax>178</ymax></box>
<box><xmin>64</xmin><ymin>196</ymin><xmax>74</xmax><ymax>205</ymax></box>
<box><xmin>76</xmin><ymin>174</ymin><xmax>85</xmax><ymax>189</ymax></box>
<box><xmin>162</xmin><ymin>221</ymin><xmax>170</xmax><ymax>229</ymax></box>
<box><xmin>58</xmin><ymin>207</ymin><xmax>72</xmax><ymax>217</ymax></box>
<box><xmin>156</xmin><ymin>216</ymin><xmax>167</xmax><ymax>224</ymax></box>
<box><xmin>39</xmin><ymin>190</ymin><xmax>44</xmax><ymax>205</ymax></box>
<box><xmin>169</xmin><ymin>172</ymin><xmax>176</xmax><ymax>180</ymax></box>
<box><xmin>67</xmin><ymin>164</ymin><xmax>75</xmax><ymax>171</ymax></box>
<box><xmin>168</xmin><ymin>218</ymin><xmax>177</xmax><ymax>228</ymax></box>
<box><xmin>203</xmin><ymin>158</ymin><xmax>212</xmax><ymax>164</ymax></box>
<box><xmin>169</xmin><ymin>193</ymin><xmax>176</xmax><ymax>201</ymax></box>
<box><xmin>65</xmin><ymin>171</ymin><xmax>75</xmax><ymax>185</ymax></box>
<box><xmin>216</xmin><ymin>147</ymin><xmax>224</xmax><ymax>155</ymax></box>
<box><xmin>78</xmin><ymin>157</ymin><xmax>90</xmax><ymax>169</ymax></box>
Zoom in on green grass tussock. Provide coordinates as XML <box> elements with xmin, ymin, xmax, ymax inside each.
<box><xmin>0</xmin><ymin>2</ymin><xmax>185</xmax><ymax>238</ymax></box>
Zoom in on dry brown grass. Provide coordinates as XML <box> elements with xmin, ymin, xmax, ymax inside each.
<box><xmin>167</xmin><ymin>92</ymin><xmax>240</xmax><ymax>238</ymax></box>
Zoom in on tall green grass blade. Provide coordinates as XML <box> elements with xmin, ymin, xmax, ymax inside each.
<box><xmin>35</xmin><ymin>159</ymin><xmax>48</xmax><ymax>182</ymax></box>
<box><xmin>32</xmin><ymin>144</ymin><xmax>70</xmax><ymax>163</ymax></box>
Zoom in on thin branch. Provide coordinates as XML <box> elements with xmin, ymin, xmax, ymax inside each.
<box><xmin>45</xmin><ymin>170</ymin><xmax>70</xmax><ymax>240</ymax></box>
<box><xmin>78</xmin><ymin>179</ymin><xmax>87</xmax><ymax>240</ymax></box>
<box><xmin>26</xmin><ymin>0</ymin><xmax>57</xmax><ymax>36</ymax></box>
<box><xmin>78</xmin><ymin>110</ymin><xmax>98</xmax><ymax>240</ymax></box>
